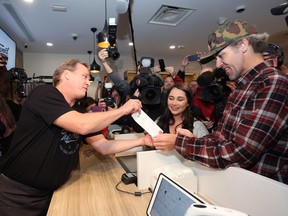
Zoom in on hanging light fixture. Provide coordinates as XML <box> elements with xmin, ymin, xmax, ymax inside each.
<box><xmin>87</xmin><ymin>50</ymin><xmax>95</xmax><ymax>82</ymax></box>
<box><xmin>97</xmin><ymin>0</ymin><xmax>110</xmax><ymax>49</ymax></box>
<box><xmin>90</xmin><ymin>27</ymin><xmax>101</xmax><ymax>73</ymax></box>
<box><xmin>97</xmin><ymin>0</ymin><xmax>120</xmax><ymax>60</ymax></box>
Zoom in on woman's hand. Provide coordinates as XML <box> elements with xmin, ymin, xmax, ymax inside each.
<box><xmin>176</xmin><ymin>128</ymin><xmax>195</xmax><ymax>137</ymax></box>
<box><xmin>153</xmin><ymin>133</ymin><xmax>177</xmax><ymax>151</ymax></box>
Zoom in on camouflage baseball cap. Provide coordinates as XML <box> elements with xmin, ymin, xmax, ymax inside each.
<box><xmin>200</xmin><ymin>20</ymin><xmax>258</xmax><ymax>64</ymax></box>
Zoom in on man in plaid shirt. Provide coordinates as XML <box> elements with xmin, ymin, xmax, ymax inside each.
<box><xmin>152</xmin><ymin>20</ymin><xmax>288</xmax><ymax>184</ymax></box>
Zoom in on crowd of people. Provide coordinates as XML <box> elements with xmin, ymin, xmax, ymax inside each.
<box><xmin>0</xmin><ymin>19</ymin><xmax>287</xmax><ymax>214</ymax></box>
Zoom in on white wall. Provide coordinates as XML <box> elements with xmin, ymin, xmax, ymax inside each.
<box><xmin>23</xmin><ymin>52</ymin><xmax>203</xmax><ymax>97</ymax></box>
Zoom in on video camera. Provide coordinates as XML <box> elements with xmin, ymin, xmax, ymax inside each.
<box><xmin>262</xmin><ymin>43</ymin><xmax>284</xmax><ymax>66</ymax></box>
<box><xmin>197</xmin><ymin>68</ymin><xmax>230</xmax><ymax>102</ymax></box>
<box><xmin>130</xmin><ymin>57</ymin><xmax>163</xmax><ymax>105</ymax></box>
<box><xmin>9</xmin><ymin>67</ymin><xmax>28</xmax><ymax>98</ymax></box>
<box><xmin>97</xmin><ymin>18</ymin><xmax>120</xmax><ymax>60</ymax></box>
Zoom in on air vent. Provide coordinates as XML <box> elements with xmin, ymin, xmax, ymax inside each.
<box><xmin>148</xmin><ymin>5</ymin><xmax>195</xmax><ymax>26</ymax></box>
<box><xmin>52</xmin><ymin>5</ymin><xmax>67</xmax><ymax>12</ymax></box>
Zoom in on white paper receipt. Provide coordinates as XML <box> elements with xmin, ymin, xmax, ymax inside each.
<box><xmin>132</xmin><ymin>109</ymin><xmax>163</xmax><ymax>137</ymax></box>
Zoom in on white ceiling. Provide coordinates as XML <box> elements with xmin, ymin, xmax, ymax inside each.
<box><xmin>0</xmin><ymin>0</ymin><xmax>287</xmax><ymax>63</ymax></box>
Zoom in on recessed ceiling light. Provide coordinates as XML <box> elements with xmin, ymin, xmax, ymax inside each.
<box><xmin>46</xmin><ymin>42</ymin><xmax>53</xmax><ymax>47</ymax></box>
<box><xmin>24</xmin><ymin>0</ymin><xmax>34</xmax><ymax>3</ymax></box>
<box><xmin>236</xmin><ymin>5</ymin><xmax>246</xmax><ymax>13</ymax></box>
<box><xmin>169</xmin><ymin>45</ymin><xmax>176</xmax><ymax>49</ymax></box>
<box><xmin>128</xmin><ymin>42</ymin><xmax>133</xmax><ymax>46</ymax></box>
<box><xmin>217</xmin><ymin>17</ymin><xmax>227</xmax><ymax>25</ymax></box>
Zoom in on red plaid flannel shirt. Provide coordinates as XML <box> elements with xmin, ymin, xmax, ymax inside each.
<box><xmin>175</xmin><ymin>61</ymin><xmax>288</xmax><ymax>184</ymax></box>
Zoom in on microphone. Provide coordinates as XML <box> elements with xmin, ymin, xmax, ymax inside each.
<box><xmin>115</xmin><ymin>0</ymin><xmax>129</xmax><ymax>14</ymax></box>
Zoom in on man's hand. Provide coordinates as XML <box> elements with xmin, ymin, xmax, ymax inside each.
<box><xmin>143</xmin><ymin>134</ymin><xmax>154</xmax><ymax>147</ymax></box>
<box><xmin>153</xmin><ymin>133</ymin><xmax>177</xmax><ymax>151</ymax></box>
<box><xmin>119</xmin><ymin>99</ymin><xmax>142</xmax><ymax>115</ymax></box>
<box><xmin>226</xmin><ymin>81</ymin><xmax>237</xmax><ymax>92</ymax></box>
<box><xmin>176</xmin><ymin>128</ymin><xmax>195</xmax><ymax>137</ymax></box>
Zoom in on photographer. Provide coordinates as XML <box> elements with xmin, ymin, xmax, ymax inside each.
<box><xmin>193</xmin><ymin>65</ymin><xmax>236</xmax><ymax>132</ymax></box>
<box><xmin>98</xmin><ymin>50</ymin><xmax>164</xmax><ymax>122</ymax></box>
<box><xmin>92</xmin><ymin>77</ymin><xmax>136</xmax><ymax>134</ymax></box>
<box><xmin>98</xmin><ymin>79</ymin><xmax>126</xmax><ymax>110</ymax></box>
<box><xmin>98</xmin><ymin>49</ymin><xmax>130</xmax><ymax>95</ymax></box>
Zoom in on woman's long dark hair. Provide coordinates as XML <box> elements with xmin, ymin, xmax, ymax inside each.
<box><xmin>157</xmin><ymin>83</ymin><xmax>194</xmax><ymax>133</ymax></box>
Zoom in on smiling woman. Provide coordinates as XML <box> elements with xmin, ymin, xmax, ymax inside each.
<box><xmin>156</xmin><ymin>83</ymin><xmax>209</xmax><ymax>138</ymax></box>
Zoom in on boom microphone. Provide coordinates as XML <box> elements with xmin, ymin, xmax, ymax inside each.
<box><xmin>115</xmin><ymin>0</ymin><xmax>129</xmax><ymax>14</ymax></box>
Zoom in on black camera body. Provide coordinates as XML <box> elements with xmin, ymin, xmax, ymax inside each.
<box><xmin>131</xmin><ymin>67</ymin><xmax>163</xmax><ymax>105</ymax></box>
<box><xmin>106</xmin><ymin>22</ymin><xmax>120</xmax><ymax>60</ymax></box>
<box><xmin>104</xmin><ymin>96</ymin><xmax>115</xmax><ymax>108</ymax></box>
<box><xmin>107</xmin><ymin>24</ymin><xmax>120</xmax><ymax>60</ymax></box>
<box><xmin>196</xmin><ymin>68</ymin><xmax>231</xmax><ymax>123</ymax></box>
<box><xmin>9</xmin><ymin>67</ymin><xmax>28</xmax><ymax>82</ymax></box>
<box><xmin>97</xmin><ymin>18</ymin><xmax>120</xmax><ymax>60</ymax></box>
<box><xmin>102</xmin><ymin>82</ymin><xmax>116</xmax><ymax>108</ymax></box>
<box><xmin>197</xmin><ymin>68</ymin><xmax>230</xmax><ymax>102</ymax></box>
<box><xmin>106</xmin><ymin>46</ymin><xmax>120</xmax><ymax>60</ymax></box>
<box><xmin>9</xmin><ymin>67</ymin><xmax>28</xmax><ymax>98</ymax></box>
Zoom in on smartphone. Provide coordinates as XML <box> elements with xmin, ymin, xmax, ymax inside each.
<box><xmin>188</xmin><ymin>54</ymin><xmax>200</xmax><ymax>62</ymax></box>
<box><xmin>91</xmin><ymin>106</ymin><xmax>106</xmax><ymax>112</ymax></box>
<box><xmin>158</xmin><ymin>59</ymin><xmax>166</xmax><ymax>72</ymax></box>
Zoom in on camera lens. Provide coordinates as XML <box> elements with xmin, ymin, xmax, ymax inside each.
<box><xmin>107</xmin><ymin>47</ymin><xmax>120</xmax><ymax>60</ymax></box>
<box><xmin>145</xmin><ymin>89</ymin><xmax>156</xmax><ymax>101</ymax></box>
<box><xmin>104</xmin><ymin>97</ymin><xmax>115</xmax><ymax>108</ymax></box>
<box><xmin>111</xmin><ymin>52</ymin><xmax>120</xmax><ymax>60</ymax></box>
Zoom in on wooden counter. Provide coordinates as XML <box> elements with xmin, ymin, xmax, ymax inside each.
<box><xmin>47</xmin><ymin>151</ymin><xmax>151</xmax><ymax>216</ymax></box>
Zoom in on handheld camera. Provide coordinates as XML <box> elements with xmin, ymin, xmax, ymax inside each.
<box><xmin>97</xmin><ymin>18</ymin><xmax>120</xmax><ymax>60</ymax></box>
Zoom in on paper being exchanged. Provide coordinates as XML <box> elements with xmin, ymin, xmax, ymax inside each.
<box><xmin>132</xmin><ymin>109</ymin><xmax>163</xmax><ymax>137</ymax></box>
